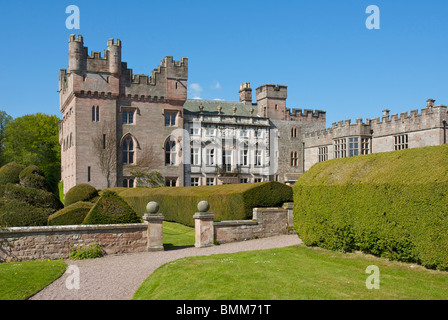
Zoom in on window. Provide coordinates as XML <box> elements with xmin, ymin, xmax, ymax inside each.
<box><xmin>394</xmin><ymin>134</ymin><xmax>409</xmax><ymax>150</ymax></box>
<box><xmin>123</xmin><ymin>178</ymin><xmax>134</xmax><ymax>188</ymax></box>
<box><xmin>123</xmin><ymin>137</ymin><xmax>134</xmax><ymax>165</ymax></box>
<box><xmin>291</xmin><ymin>127</ymin><xmax>298</xmax><ymax>138</ymax></box>
<box><xmin>206</xmin><ymin>178</ymin><xmax>215</xmax><ymax>186</ymax></box>
<box><xmin>318</xmin><ymin>147</ymin><xmax>328</xmax><ymax>162</ymax></box>
<box><xmin>191</xmin><ymin>177</ymin><xmax>199</xmax><ymax>186</ymax></box>
<box><xmin>255</xmin><ymin>129</ymin><xmax>263</xmax><ymax>138</ymax></box>
<box><xmin>206</xmin><ymin>148</ymin><xmax>215</xmax><ymax>166</ymax></box>
<box><xmin>254</xmin><ymin>178</ymin><xmax>262</xmax><ymax>183</ymax></box>
<box><xmin>239</xmin><ymin>143</ymin><xmax>248</xmax><ymax>166</ymax></box>
<box><xmin>239</xmin><ymin>130</ymin><xmax>249</xmax><ymax>139</ymax></box>
<box><xmin>361</xmin><ymin>138</ymin><xmax>370</xmax><ymax>155</ymax></box>
<box><xmin>165</xmin><ymin>111</ymin><xmax>176</xmax><ymax>126</ymax></box>
<box><xmin>348</xmin><ymin>137</ymin><xmax>359</xmax><ymax>157</ymax></box>
<box><xmin>92</xmin><ymin>106</ymin><xmax>100</xmax><ymax>122</ymax></box>
<box><xmin>191</xmin><ymin>147</ymin><xmax>200</xmax><ymax>165</ymax></box>
<box><xmin>255</xmin><ymin>149</ymin><xmax>263</xmax><ymax>167</ymax></box>
<box><xmin>334</xmin><ymin>139</ymin><xmax>347</xmax><ymax>159</ymax></box>
<box><xmin>190</xmin><ymin>127</ymin><xmax>200</xmax><ymax>136</ymax></box>
<box><xmin>291</xmin><ymin>151</ymin><xmax>299</xmax><ymax>167</ymax></box>
<box><xmin>103</xmin><ymin>134</ymin><xmax>106</xmax><ymax>149</ymax></box>
<box><xmin>165</xmin><ymin>177</ymin><xmax>177</xmax><ymax>187</ymax></box>
<box><xmin>123</xmin><ymin>110</ymin><xmax>135</xmax><ymax>124</ymax></box>
<box><xmin>87</xmin><ymin>166</ymin><xmax>91</xmax><ymax>182</ymax></box>
<box><xmin>240</xmin><ymin>178</ymin><xmax>248</xmax><ymax>184</ymax></box>
<box><xmin>205</xmin><ymin>128</ymin><xmax>215</xmax><ymax>137</ymax></box>
<box><xmin>222</xmin><ymin>149</ymin><xmax>232</xmax><ymax>172</ymax></box>
<box><xmin>165</xmin><ymin>138</ymin><xmax>177</xmax><ymax>166</ymax></box>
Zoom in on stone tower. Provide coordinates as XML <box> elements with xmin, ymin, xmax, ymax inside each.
<box><xmin>59</xmin><ymin>35</ymin><xmax>188</xmax><ymax>193</ymax></box>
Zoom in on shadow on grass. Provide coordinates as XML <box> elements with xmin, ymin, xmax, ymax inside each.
<box><xmin>163</xmin><ymin>243</ymin><xmax>195</xmax><ymax>251</ymax></box>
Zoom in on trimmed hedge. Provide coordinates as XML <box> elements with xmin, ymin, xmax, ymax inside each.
<box><xmin>82</xmin><ymin>191</ymin><xmax>142</xmax><ymax>225</ymax></box>
<box><xmin>293</xmin><ymin>145</ymin><xmax>448</xmax><ymax>271</ymax></box>
<box><xmin>0</xmin><ymin>199</ymin><xmax>53</xmax><ymax>227</ymax></box>
<box><xmin>48</xmin><ymin>201</ymin><xmax>94</xmax><ymax>226</ymax></box>
<box><xmin>3</xmin><ymin>183</ymin><xmax>63</xmax><ymax>212</ymax></box>
<box><xmin>19</xmin><ymin>165</ymin><xmax>48</xmax><ymax>190</ymax></box>
<box><xmin>109</xmin><ymin>181</ymin><xmax>293</xmax><ymax>227</ymax></box>
<box><xmin>64</xmin><ymin>184</ymin><xmax>99</xmax><ymax>207</ymax></box>
<box><xmin>0</xmin><ymin>162</ymin><xmax>23</xmax><ymax>185</ymax></box>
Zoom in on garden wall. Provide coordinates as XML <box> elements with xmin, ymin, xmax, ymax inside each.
<box><xmin>214</xmin><ymin>207</ymin><xmax>291</xmax><ymax>244</ymax></box>
<box><xmin>0</xmin><ymin>224</ymin><xmax>148</xmax><ymax>262</ymax></box>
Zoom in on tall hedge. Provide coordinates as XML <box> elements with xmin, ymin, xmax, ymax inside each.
<box><xmin>110</xmin><ymin>181</ymin><xmax>293</xmax><ymax>227</ymax></box>
<box><xmin>0</xmin><ymin>200</ymin><xmax>53</xmax><ymax>227</ymax></box>
<box><xmin>293</xmin><ymin>144</ymin><xmax>448</xmax><ymax>271</ymax></box>
<box><xmin>48</xmin><ymin>201</ymin><xmax>94</xmax><ymax>226</ymax></box>
<box><xmin>82</xmin><ymin>191</ymin><xmax>142</xmax><ymax>225</ymax></box>
<box><xmin>0</xmin><ymin>162</ymin><xmax>23</xmax><ymax>185</ymax></box>
<box><xmin>64</xmin><ymin>184</ymin><xmax>99</xmax><ymax>207</ymax></box>
<box><xmin>3</xmin><ymin>183</ymin><xmax>63</xmax><ymax>212</ymax></box>
<box><xmin>19</xmin><ymin>165</ymin><xmax>48</xmax><ymax>190</ymax></box>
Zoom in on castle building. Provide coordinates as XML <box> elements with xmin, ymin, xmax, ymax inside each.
<box><xmin>58</xmin><ymin>35</ymin><xmax>447</xmax><ymax>193</ymax></box>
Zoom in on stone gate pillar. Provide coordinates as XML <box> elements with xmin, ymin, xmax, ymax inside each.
<box><xmin>142</xmin><ymin>201</ymin><xmax>164</xmax><ymax>251</ymax></box>
<box><xmin>193</xmin><ymin>201</ymin><xmax>215</xmax><ymax>248</ymax></box>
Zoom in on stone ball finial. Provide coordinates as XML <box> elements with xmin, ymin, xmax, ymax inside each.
<box><xmin>197</xmin><ymin>200</ymin><xmax>210</xmax><ymax>213</ymax></box>
<box><xmin>146</xmin><ymin>201</ymin><xmax>159</xmax><ymax>214</ymax></box>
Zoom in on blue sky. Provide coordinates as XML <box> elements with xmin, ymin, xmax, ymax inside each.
<box><xmin>0</xmin><ymin>0</ymin><xmax>447</xmax><ymax>126</ymax></box>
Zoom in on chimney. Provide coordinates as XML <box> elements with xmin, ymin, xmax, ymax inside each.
<box><xmin>382</xmin><ymin>109</ymin><xmax>390</xmax><ymax>118</ymax></box>
<box><xmin>427</xmin><ymin>99</ymin><xmax>435</xmax><ymax>107</ymax></box>
<box><xmin>239</xmin><ymin>82</ymin><xmax>252</xmax><ymax>105</ymax></box>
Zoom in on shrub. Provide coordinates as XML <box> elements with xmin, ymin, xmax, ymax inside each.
<box><xmin>82</xmin><ymin>190</ymin><xmax>142</xmax><ymax>225</ymax></box>
<box><xmin>111</xmin><ymin>181</ymin><xmax>293</xmax><ymax>227</ymax></box>
<box><xmin>64</xmin><ymin>184</ymin><xmax>99</xmax><ymax>207</ymax></box>
<box><xmin>0</xmin><ymin>200</ymin><xmax>53</xmax><ymax>227</ymax></box>
<box><xmin>69</xmin><ymin>243</ymin><xmax>104</xmax><ymax>260</ymax></box>
<box><xmin>48</xmin><ymin>201</ymin><xmax>94</xmax><ymax>226</ymax></box>
<box><xmin>0</xmin><ymin>162</ymin><xmax>23</xmax><ymax>185</ymax></box>
<box><xmin>3</xmin><ymin>183</ymin><xmax>63</xmax><ymax>212</ymax></box>
<box><xmin>293</xmin><ymin>144</ymin><xmax>448</xmax><ymax>271</ymax></box>
<box><xmin>19</xmin><ymin>165</ymin><xmax>48</xmax><ymax>190</ymax></box>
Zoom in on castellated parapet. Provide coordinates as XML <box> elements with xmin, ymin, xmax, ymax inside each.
<box><xmin>303</xmin><ymin>102</ymin><xmax>448</xmax><ymax>171</ymax></box>
<box><xmin>60</xmin><ymin>35</ymin><xmax>188</xmax><ymax>113</ymax></box>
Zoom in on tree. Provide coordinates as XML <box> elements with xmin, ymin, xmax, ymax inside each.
<box><xmin>3</xmin><ymin>113</ymin><xmax>60</xmax><ymax>194</ymax></box>
<box><xmin>92</xmin><ymin>120</ymin><xmax>117</xmax><ymax>188</ymax></box>
<box><xmin>130</xmin><ymin>169</ymin><xmax>164</xmax><ymax>188</ymax></box>
<box><xmin>0</xmin><ymin>110</ymin><xmax>12</xmax><ymax>166</ymax></box>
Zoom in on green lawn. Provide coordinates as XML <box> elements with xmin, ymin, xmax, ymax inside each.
<box><xmin>163</xmin><ymin>221</ymin><xmax>195</xmax><ymax>250</ymax></box>
<box><xmin>133</xmin><ymin>245</ymin><xmax>448</xmax><ymax>300</ymax></box>
<box><xmin>0</xmin><ymin>260</ymin><xmax>67</xmax><ymax>300</ymax></box>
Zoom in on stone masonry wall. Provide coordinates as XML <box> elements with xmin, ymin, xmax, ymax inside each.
<box><xmin>0</xmin><ymin>224</ymin><xmax>148</xmax><ymax>262</ymax></box>
<box><xmin>214</xmin><ymin>208</ymin><xmax>291</xmax><ymax>244</ymax></box>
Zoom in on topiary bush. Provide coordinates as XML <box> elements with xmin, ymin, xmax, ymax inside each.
<box><xmin>19</xmin><ymin>165</ymin><xmax>48</xmax><ymax>190</ymax></box>
<box><xmin>110</xmin><ymin>181</ymin><xmax>293</xmax><ymax>227</ymax></box>
<box><xmin>3</xmin><ymin>183</ymin><xmax>63</xmax><ymax>212</ymax></box>
<box><xmin>64</xmin><ymin>184</ymin><xmax>99</xmax><ymax>207</ymax></box>
<box><xmin>0</xmin><ymin>199</ymin><xmax>53</xmax><ymax>227</ymax></box>
<box><xmin>293</xmin><ymin>144</ymin><xmax>448</xmax><ymax>271</ymax></box>
<box><xmin>48</xmin><ymin>201</ymin><xmax>94</xmax><ymax>226</ymax></box>
<box><xmin>0</xmin><ymin>162</ymin><xmax>23</xmax><ymax>185</ymax></box>
<box><xmin>82</xmin><ymin>190</ymin><xmax>142</xmax><ymax>225</ymax></box>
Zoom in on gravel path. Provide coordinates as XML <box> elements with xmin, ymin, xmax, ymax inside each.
<box><xmin>30</xmin><ymin>234</ymin><xmax>302</xmax><ymax>300</ymax></box>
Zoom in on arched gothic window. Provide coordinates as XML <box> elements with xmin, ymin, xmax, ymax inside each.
<box><xmin>123</xmin><ymin>137</ymin><xmax>135</xmax><ymax>165</ymax></box>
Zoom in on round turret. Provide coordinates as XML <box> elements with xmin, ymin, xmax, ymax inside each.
<box><xmin>107</xmin><ymin>38</ymin><xmax>122</xmax><ymax>76</ymax></box>
<box><xmin>68</xmin><ymin>34</ymin><xmax>85</xmax><ymax>72</ymax></box>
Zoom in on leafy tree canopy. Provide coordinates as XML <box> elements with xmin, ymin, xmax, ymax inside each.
<box><xmin>3</xmin><ymin>113</ymin><xmax>61</xmax><ymax>193</ymax></box>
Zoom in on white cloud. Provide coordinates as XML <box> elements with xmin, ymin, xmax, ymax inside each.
<box><xmin>214</xmin><ymin>81</ymin><xmax>221</xmax><ymax>89</ymax></box>
<box><xmin>189</xmin><ymin>83</ymin><xmax>203</xmax><ymax>99</ymax></box>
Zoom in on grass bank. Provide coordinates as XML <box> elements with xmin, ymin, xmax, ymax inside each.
<box><xmin>133</xmin><ymin>245</ymin><xmax>448</xmax><ymax>300</ymax></box>
<box><xmin>0</xmin><ymin>259</ymin><xmax>67</xmax><ymax>300</ymax></box>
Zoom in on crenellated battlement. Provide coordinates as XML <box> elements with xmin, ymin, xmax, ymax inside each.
<box><xmin>288</xmin><ymin>108</ymin><xmax>326</xmax><ymax>121</ymax></box>
<box><xmin>303</xmin><ymin>102</ymin><xmax>448</xmax><ymax>141</ymax></box>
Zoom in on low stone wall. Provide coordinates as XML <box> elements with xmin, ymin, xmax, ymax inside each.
<box><xmin>0</xmin><ymin>224</ymin><xmax>148</xmax><ymax>262</ymax></box>
<box><xmin>214</xmin><ymin>208</ymin><xmax>291</xmax><ymax>244</ymax></box>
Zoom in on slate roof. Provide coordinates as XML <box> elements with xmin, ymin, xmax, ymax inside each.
<box><xmin>183</xmin><ymin>99</ymin><xmax>258</xmax><ymax>117</ymax></box>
